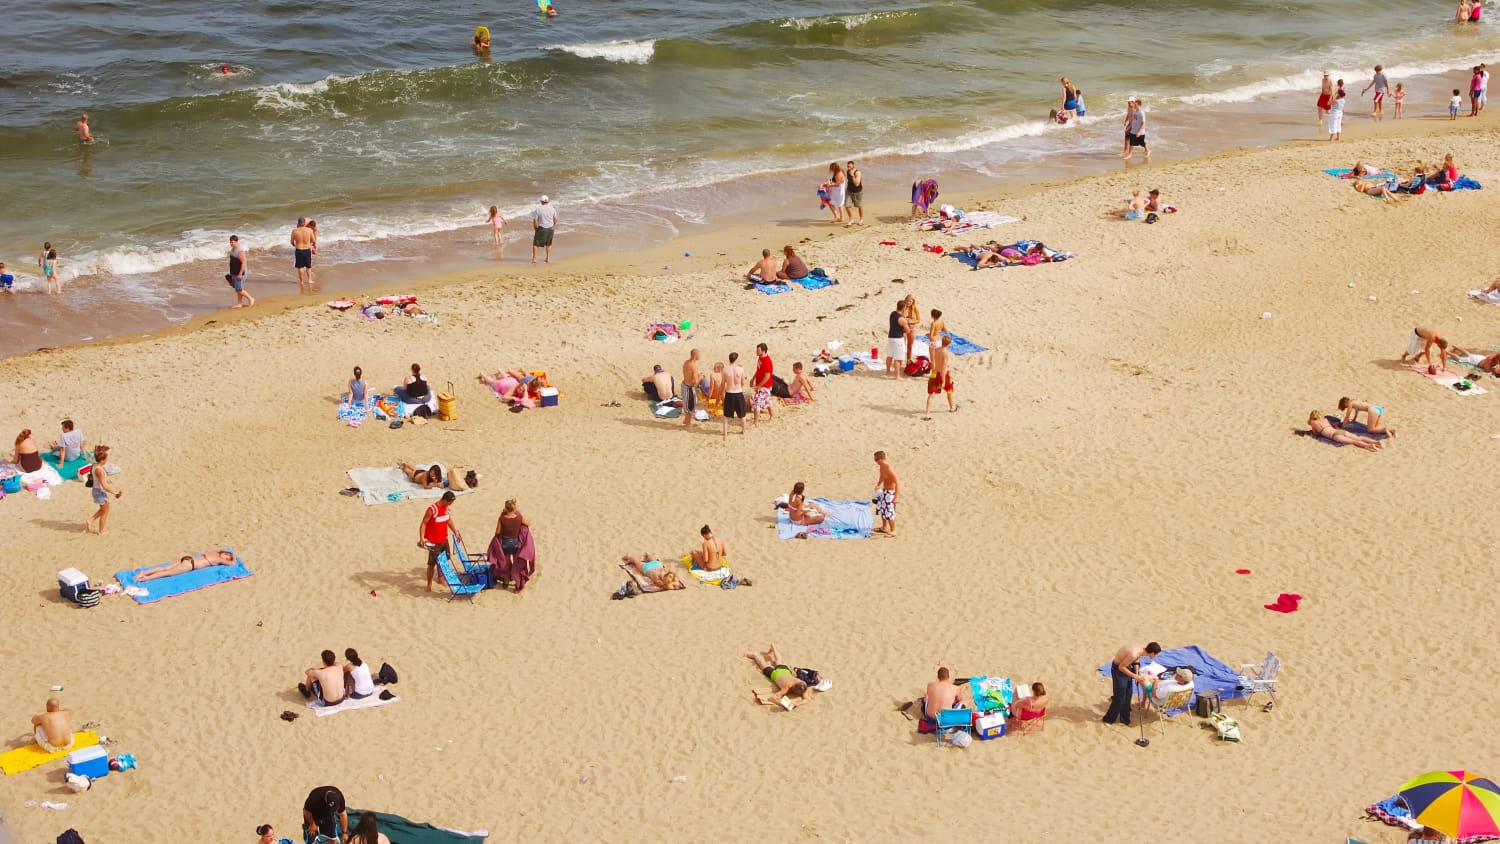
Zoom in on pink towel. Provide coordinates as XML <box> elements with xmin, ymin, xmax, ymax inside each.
<box><xmin>1264</xmin><ymin>593</ymin><xmax>1303</xmax><ymax>613</ymax></box>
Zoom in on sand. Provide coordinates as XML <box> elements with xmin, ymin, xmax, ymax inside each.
<box><xmin>3</xmin><ymin>115</ymin><xmax>1500</xmax><ymax>843</ymax></box>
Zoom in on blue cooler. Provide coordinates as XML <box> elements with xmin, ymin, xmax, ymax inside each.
<box><xmin>67</xmin><ymin>746</ymin><xmax>109</xmax><ymax>778</ymax></box>
<box><xmin>539</xmin><ymin>387</ymin><xmax>559</xmax><ymax>408</ymax></box>
<box><xmin>838</xmin><ymin>356</ymin><xmax>855</xmax><ymax>373</ymax></box>
<box><xmin>1</xmin><ymin>475</ymin><xmax>20</xmax><ymax>494</ymax></box>
<box><xmin>974</xmin><ymin>711</ymin><xmax>1006</xmax><ymax>740</ymax></box>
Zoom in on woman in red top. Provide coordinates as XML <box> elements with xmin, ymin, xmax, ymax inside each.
<box><xmin>420</xmin><ymin>491</ymin><xmax>456</xmax><ymax>592</ymax></box>
<box><xmin>751</xmin><ymin>342</ymin><xmax>775</xmax><ymax>424</ymax></box>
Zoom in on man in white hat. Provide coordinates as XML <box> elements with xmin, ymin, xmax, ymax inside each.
<box><xmin>531</xmin><ymin>194</ymin><xmax>558</xmax><ymax>264</ymax></box>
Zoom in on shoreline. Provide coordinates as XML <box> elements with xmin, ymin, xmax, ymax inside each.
<box><xmin>3</xmin><ymin>59</ymin><xmax>1494</xmax><ymax>360</ymax></box>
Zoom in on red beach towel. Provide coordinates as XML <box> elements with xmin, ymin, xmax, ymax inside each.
<box><xmin>1263</xmin><ymin>593</ymin><xmax>1303</xmax><ymax>613</ymax></box>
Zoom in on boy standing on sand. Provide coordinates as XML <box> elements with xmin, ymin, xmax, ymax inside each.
<box><xmin>923</xmin><ymin>335</ymin><xmax>956</xmax><ymax>420</ymax></box>
<box><xmin>1361</xmin><ymin>65</ymin><xmax>1389</xmax><ymax>120</ymax></box>
<box><xmin>290</xmin><ymin>218</ymin><xmax>314</xmax><ymax>292</ymax></box>
<box><xmin>872</xmin><ymin>451</ymin><xmax>898</xmax><ymax>536</ymax></box>
<box><xmin>682</xmin><ymin>348</ymin><xmax>702</xmax><ymax>429</ymax></box>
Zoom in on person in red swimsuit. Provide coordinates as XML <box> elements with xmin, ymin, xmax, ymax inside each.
<box><xmin>1009</xmin><ymin>681</ymin><xmax>1049</xmax><ymax>734</ymax></box>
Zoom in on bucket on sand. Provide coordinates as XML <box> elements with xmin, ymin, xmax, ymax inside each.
<box><xmin>437</xmin><ymin>382</ymin><xmax>458</xmax><ymax>421</ymax></box>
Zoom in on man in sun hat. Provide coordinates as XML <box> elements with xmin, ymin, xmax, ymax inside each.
<box><xmin>531</xmin><ymin>194</ymin><xmax>558</xmax><ymax>265</ymax></box>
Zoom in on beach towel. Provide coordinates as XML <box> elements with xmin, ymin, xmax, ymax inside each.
<box><xmin>1410</xmin><ymin>363</ymin><xmax>1488</xmax><ymax>395</ymax></box>
<box><xmin>1468</xmin><ymin>289</ymin><xmax>1500</xmax><ymax>306</ymax></box>
<box><xmin>912</xmin><ymin>332</ymin><xmax>987</xmax><ymax>357</ymax></box>
<box><xmin>1323</xmin><ymin>167</ymin><xmax>1392</xmax><ymax>179</ymax></box>
<box><xmin>966</xmin><ymin>676</ymin><xmax>1014</xmax><ymax>713</ymax></box>
<box><xmin>850</xmin><ymin>352</ymin><xmax>885</xmax><ymax>371</ymax></box>
<box><xmin>753</xmin><ymin>282</ymin><xmax>791</xmax><ymax>295</ymax></box>
<box><xmin>949</xmin><ymin>241</ymin><xmax>1072</xmax><ymax>269</ymax></box>
<box><xmin>1450</xmin><ymin>175</ymin><xmax>1483</xmax><ymax>190</ymax></box>
<box><xmin>337</xmin><ymin>399</ymin><xmax>371</xmax><ymax>426</ymax></box>
<box><xmin>0</xmin><ymin>731</ymin><xmax>100</xmax><ymax>776</ymax></box>
<box><xmin>115</xmin><ymin>550</ymin><xmax>254</xmax><ymax>604</ymax></box>
<box><xmin>619</xmin><ymin>562</ymin><xmax>673</xmax><ymax>594</ymax></box>
<box><xmin>347</xmin><ymin>810</ymin><xmax>488</xmax><ymax>842</ymax></box>
<box><xmin>40</xmin><ymin>452</ymin><xmax>90</xmax><ymax>480</ymax></box>
<box><xmin>1096</xmin><ymin>645</ymin><xmax>1251</xmax><ymax>715</ymax></box>
<box><xmin>793</xmin><ymin>275</ymin><xmax>838</xmax><ymax>291</ymax></box>
<box><xmin>346</xmin><ymin>465</ymin><xmax>470</xmax><ymax>505</ymax></box>
<box><xmin>1264</xmin><ymin>592</ymin><xmax>1303</xmax><ymax>613</ymax></box>
<box><xmin>776</xmin><ymin>498</ymin><xmax>874</xmax><ymax>540</ymax></box>
<box><xmin>647</xmin><ymin>323</ymin><xmax>681</xmax><ymax>342</ymax></box>
<box><xmin>680</xmin><ymin>555</ymin><xmax>731</xmax><ymax>584</ymax></box>
<box><xmin>937</xmin><ymin>212</ymin><xmax>1021</xmax><ymax>234</ymax></box>
<box><xmin>306</xmin><ymin>693</ymin><xmax>399</xmax><ymax>717</ymax></box>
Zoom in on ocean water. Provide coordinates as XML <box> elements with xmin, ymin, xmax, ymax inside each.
<box><xmin>1</xmin><ymin>0</ymin><xmax>1498</xmax><ymax>354</ymax></box>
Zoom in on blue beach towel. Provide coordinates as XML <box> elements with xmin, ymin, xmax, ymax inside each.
<box><xmin>1095</xmin><ymin>645</ymin><xmax>1250</xmax><ymax>715</ymax></box>
<box><xmin>1304</xmin><ymin>415</ymin><xmax>1388</xmax><ymax>448</ymax></box>
<box><xmin>1322</xmin><ymin>167</ymin><xmax>1393</xmax><ymax>179</ymax></box>
<box><xmin>1449</xmin><ymin>175</ymin><xmax>1483</xmax><ymax>190</ymax></box>
<box><xmin>753</xmin><ymin>282</ymin><xmax>791</xmax><ymax>295</ymax></box>
<box><xmin>794</xmin><ymin>275</ymin><xmax>838</xmax><ymax>291</ymax></box>
<box><xmin>775</xmin><ymin>498</ymin><xmax>874</xmax><ymax>540</ymax></box>
<box><xmin>116</xmin><ymin>549</ymin><xmax>254</xmax><ymax>604</ymax></box>
<box><xmin>939</xmin><ymin>332</ymin><xmax>987</xmax><ymax>355</ymax></box>
<box><xmin>949</xmin><ymin>241</ymin><xmax>1070</xmax><ymax>269</ymax></box>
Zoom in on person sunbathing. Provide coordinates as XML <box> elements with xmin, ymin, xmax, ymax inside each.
<box><xmin>975</xmin><ymin>242</ymin><xmax>1051</xmax><ymax>269</ymax></box>
<box><xmin>744</xmin><ymin>248</ymin><xmax>779</xmax><ymax>283</ymax></box>
<box><xmin>134</xmin><ymin>549</ymin><xmax>239</xmax><ymax>582</ymax></box>
<box><xmin>1338</xmin><ymin>397</ymin><xmax>1396</xmax><ymax>436</ymax></box>
<box><xmin>1308</xmin><ymin>411</ymin><xmax>1384</xmax><ymax>451</ymax></box>
<box><xmin>621</xmin><ymin>553</ymin><xmax>684</xmax><ymax>590</ymax></box>
<box><xmin>478</xmin><ymin>369</ymin><xmax>529</xmax><ymax>404</ymax></box>
<box><xmin>1343</xmin><ymin>161</ymin><xmax>1371</xmax><ymax>179</ymax></box>
<box><xmin>787</xmin><ymin>481</ymin><xmax>827</xmax><ymax>526</ymax></box>
<box><xmin>1008</xmin><ymin>681</ymin><xmax>1049</xmax><ymax>734</ymax></box>
<box><xmin>1353</xmin><ymin>179</ymin><xmax>1397</xmax><ymax>200</ymax></box>
<box><xmin>399</xmin><ymin>461</ymin><xmax>443</xmax><ymax>489</ymax></box>
<box><xmin>1474</xmin><ymin>352</ymin><xmax>1500</xmax><ymax>376</ymax></box>
<box><xmin>746</xmin><ymin>644</ymin><xmax>809</xmax><ymax>710</ymax></box>
<box><xmin>1110</xmin><ymin>190</ymin><xmax>1149</xmax><ymax>220</ymax></box>
<box><xmin>30</xmin><ymin>697</ymin><xmax>72</xmax><ymax>753</ymax></box>
<box><xmin>642</xmin><ymin>365</ymin><xmax>675</xmax><ymax>402</ymax></box>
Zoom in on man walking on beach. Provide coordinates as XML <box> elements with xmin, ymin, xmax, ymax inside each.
<box><xmin>751</xmin><ymin>342</ymin><xmax>775</xmax><ymax>426</ymax></box>
<box><xmin>290</xmin><ymin>218</ymin><xmax>315</xmax><ymax>293</ymax></box>
<box><xmin>845</xmin><ymin>160</ymin><xmax>865</xmax><ymax>226</ymax></box>
<box><xmin>419</xmin><ymin>491</ymin><xmax>455</xmax><ymax>592</ymax></box>
<box><xmin>682</xmin><ymin>348</ymin><xmax>702</xmax><ymax>429</ymax></box>
<box><xmin>872</xmin><ymin>450</ymin><xmax>898</xmax><ymax>536</ymax></box>
<box><xmin>923</xmin><ymin>335</ymin><xmax>956</xmax><ymax>420</ymax></box>
<box><xmin>722</xmin><ymin>352</ymin><xmax>748</xmax><ymax>438</ymax></box>
<box><xmin>1317</xmin><ymin>72</ymin><xmax>1333</xmax><ymax>129</ymax></box>
<box><xmin>1103</xmin><ymin>641</ymin><xmax>1161</xmax><ymax>726</ymax></box>
<box><xmin>531</xmin><ymin>195</ymin><xmax>557</xmax><ymax>264</ymax></box>
<box><xmin>227</xmin><ymin>235</ymin><xmax>254</xmax><ymax>308</ymax></box>
<box><xmin>1123</xmin><ymin>97</ymin><xmax>1149</xmax><ymax>163</ymax></box>
<box><xmin>1361</xmin><ymin>65</ymin><xmax>1389</xmax><ymax>120</ymax></box>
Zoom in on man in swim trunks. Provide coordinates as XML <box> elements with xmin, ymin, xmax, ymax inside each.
<box><xmin>531</xmin><ymin>195</ymin><xmax>557</xmax><ymax>264</ymax></box>
<box><xmin>923</xmin><ymin>666</ymin><xmax>963</xmax><ymax>719</ymax></box>
<box><xmin>681</xmin><ymin>348</ymin><xmax>703</xmax><ymax>429</ymax></box>
<box><xmin>420</xmin><ymin>491</ymin><xmax>455</xmax><ymax>591</ymax></box>
<box><xmin>299</xmin><ymin>650</ymin><xmax>347</xmax><ymax>706</ymax></box>
<box><xmin>642</xmin><ymin>364</ymin><xmax>674</xmax><ymax>403</ymax></box>
<box><xmin>923</xmin><ymin>335</ymin><xmax>956</xmax><ymax>420</ymax></box>
<box><xmin>1400</xmin><ymin>325</ymin><xmax>1452</xmax><ymax>372</ymax></box>
<box><xmin>1123</xmin><ymin>98</ymin><xmax>1149</xmax><ymax>163</ymax></box>
<box><xmin>887</xmin><ymin>302</ymin><xmax>908</xmax><ymax>379</ymax></box>
<box><xmin>721</xmin><ymin>351</ymin><xmax>748</xmax><ymax>438</ymax></box>
<box><xmin>751</xmin><ymin>342</ymin><xmax>774</xmax><ymax>425</ymax></box>
<box><xmin>872</xmin><ymin>450</ymin><xmax>898</xmax><ymax>536</ymax></box>
<box><xmin>290</xmin><ymin>217</ymin><xmax>315</xmax><ymax>293</ymax></box>
<box><xmin>75</xmin><ymin>114</ymin><xmax>93</xmax><ymax>143</ymax></box>
<box><xmin>746</xmin><ymin>644</ymin><xmax>809</xmax><ymax>710</ymax></box>
<box><xmin>1317</xmin><ymin>72</ymin><xmax>1333</xmax><ymax>128</ymax></box>
<box><xmin>845</xmin><ymin>160</ymin><xmax>864</xmax><ymax>226</ymax></box>
<box><xmin>745</xmin><ymin>249</ymin><xmax>779</xmax><ymax>284</ymax></box>
<box><xmin>30</xmin><ymin>698</ymin><xmax>73</xmax><ymax>753</ymax></box>
<box><xmin>227</xmin><ymin>234</ymin><xmax>254</xmax><ymax>308</ymax></box>
<box><xmin>0</xmin><ymin>262</ymin><xmax>12</xmax><ymax>293</ymax></box>
<box><xmin>1361</xmin><ymin>65</ymin><xmax>1389</xmax><ymax>120</ymax></box>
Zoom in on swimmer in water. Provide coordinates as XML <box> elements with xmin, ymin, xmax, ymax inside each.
<box><xmin>473</xmin><ymin>26</ymin><xmax>490</xmax><ymax>50</ymax></box>
<box><xmin>540</xmin><ymin>0</ymin><xmax>557</xmax><ymax>16</ymax></box>
<box><xmin>75</xmin><ymin>114</ymin><xmax>94</xmax><ymax>143</ymax></box>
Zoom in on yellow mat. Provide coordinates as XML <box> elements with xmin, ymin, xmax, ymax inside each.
<box><xmin>0</xmin><ymin>730</ymin><xmax>99</xmax><ymax>776</ymax></box>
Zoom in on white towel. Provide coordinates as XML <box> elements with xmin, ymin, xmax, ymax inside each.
<box><xmin>306</xmin><ymin>693</ymin><xmax>400</xmax><ymax>717</ymax></box>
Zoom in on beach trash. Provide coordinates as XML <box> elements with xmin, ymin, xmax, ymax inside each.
<box><xmin>1260</xmin><ymin>312</ymin><xmax>1273</xmax><ymax>320</ymax></box>
<box><xmin>678</xmin><ymin>320</ymin><xmax>691</xmax><ymax>331</ymax></box>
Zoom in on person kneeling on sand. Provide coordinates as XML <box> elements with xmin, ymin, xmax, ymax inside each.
<box><xmin>1309</xmin><ymin>411</ymin><xmax>1384</xmax><ymax>451</ymax></box>
<box><xmin>134</xmin><ymin>549</ymin><xmax>239</xmax><ymax>582</ymax></box>
<box><xmin>690</xmin><ymin>524</ymin><xmax>727</xmax><ymax>570</ymax></box>
<box><xmin>1339</xmin><ymin>397</ymin><xmax>1396</xmax><ymax>436</ymax></box>
<box><xmin>622</xmin><ymin>552</ymin><xmax>683</xmax><ymax>590</ymax></box>
<box><xmin>299</xmin><ymin>649</ymin><xmax>347</xmax><ymax>706</ymax></box>
<box><xmin>747</xmin><ymin>644</ymin><xmax>810</xmax><ymax>710</ymax></box>
<box><xmin>400</xmin><ymin>461</ymin><xmax>444</xmax><ymax>489</ymax></box>
<box><xmin>745</xmin><ymin>248</ymin><xmax>779</xmax><ymax>283</ymax></box>
<box><xmin>31</xmin><ymin>697</ymin><xmax>73</xmax><ymax>753</ymax></box>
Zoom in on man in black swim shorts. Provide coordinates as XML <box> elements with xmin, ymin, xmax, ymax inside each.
<box><xmin>290</xmin><ymin>217</ymin><xmax>315</xmax><ymax>292</ymax></box>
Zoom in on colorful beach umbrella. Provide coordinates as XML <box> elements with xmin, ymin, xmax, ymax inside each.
<box><xmin>1398</xmin><ymin>770</ymin><xmax>1500</xmax><ymax>838</ymax></box>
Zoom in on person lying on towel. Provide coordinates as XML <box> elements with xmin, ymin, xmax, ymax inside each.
<box><xmin>134</xmin><ymin>549</ymin><xmax>239</xmax><ymax>582</ymax></box>
<box><xmin>399</xmin><ymin>461</ymin><xmax>444</xmax><ymax>489</ymax></box>
<box><xmin>622</xmin><ymin>553</ymin><xmax>683</xmax><ymax>590</ymax></box>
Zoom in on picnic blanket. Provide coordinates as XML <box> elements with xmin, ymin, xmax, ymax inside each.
<box><xmin>347</xmin><ymin>810</ymin><xmax>488</xmax><ymax>842</ymax></box>
<box><xmin>0</xmin><ymin>731</ymin><xmax>100</xmax><ymax>776</ymax></box>
<box><xmin>752</xmin><ymin>281</ymin><xmax>791</xmax><ymax>295</ymax></box>
<box><xmin>1096</xmin><ymin>645</ymin><xmax>1251</xmax><ymax>715</ymax></box>
<box><xmin>620</xmin><ymin>562</ymin><xmax>671</xmax><ymax>593</ymax></box>
<box><xmin>306</xmin><ymin>693</ymin><xmax>399</xmax><ymax>717</ymax></box>
<box><xmin>1410</xmin><ymin>363</ymin><xmax>1488</xmax><ymax>395</ymax></box>
<box><xmin>40</xmin><ymin>452</ymin><xmax>90</xmax><ymax>480</ymax></box>
<box><xmin>910</xmin><ymin>333</ymin><xmax>988</xmax><ymax>359</ymax></box>
<box><xmin>115</xmin><ymin>550</ymin><xmax>254</xmax><ymax>604</ymax></box>
<box><xmin>1304</xmin><ymin>416</ymin><xmax>1389</xmax><ymax>448</ymax></box>
<box><xmin>347</xmin><ymin>465</ymin><xmax>470</xmax><ymax>505</ymax></box>
<box><xmin>775</xmin><ymin>498</ymin><xmax>874</xmax><ymax>540</ymax></box>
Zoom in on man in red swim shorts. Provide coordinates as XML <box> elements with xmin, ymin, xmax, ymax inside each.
<box><xmin>923</xmin><ymin>335</ymin><xmax>956</xmax><ymax>420</ymax></box>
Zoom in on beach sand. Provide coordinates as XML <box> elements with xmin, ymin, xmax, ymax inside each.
<box><xmin>3</xmin><ymin>116</ymin><xmax>1500</xmax><ymax>843</ymax></box>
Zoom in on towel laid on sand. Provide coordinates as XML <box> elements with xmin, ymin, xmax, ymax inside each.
<box><xmin>1410</xmin><ymin>363</ymin><xmax>1488</xmax><ymax>395</ymax></box>
<box><xmin>910</xmin><ymin>333</ymin><xmax>988</xmax><ymax>359</ymax></box>
<box><xmin>307</xmin><ymin>693</ymin><xmax>399</xmax><ymax>717</ymax></box>
<box><xmin>1264</xmin><ymin>592</ymin><xmax>1303</xmax><ymax>613</ymax></box>
<box><xmin>1322</xmin><ymin>166</ymin><xmax>1392</xmax><ymax>179</ymax></box>
<box><xmin>347</xmin><ymin>810</ymin><xmax>488</xmax><ymax>842</ymax></box>
<box><xmin>1096</xmin><ymin>645</ymin><xmax>1251</xmax><ymax>714</ymax></box>
<box><xmin>619</xmin><ymin>563</ymin><xmax>672</xmax><ymax>593</ymax></box>
<box><xmin>794</xmin><ymin>275</ymin><xmax>838</xmax><ymax>290</ymax></box>
<box><xmin>948</xmin><ymin>241</ymin><xmax>1072</xmax><ymax>269</ymax></box>
<box><xmin>347</xmin><ymin>465</ymin><xmax>470</xmax><ymax>505</ymax></box>
<box><xmin>1468</xmin><ymin>289</ymin><xmax>1500</xmax><ymax>305</ymax></box>
<box><xmin>40</xmin><ymin>452</ymin><xmax>90</xmax><ymax>480</ymax></box>
<box><xmin>776</xmin><ymin>498</ymin><xmax>874</xmax><ymax>540</ymax></box>
<box><xmin>752</xmin><ymin>281</ymin><xmax>791</xmax><ymax>295</ymax></box>
<box><xmin>115</xmin><ymin>550</ymin><xmax>254</xmax><ymax>604</ymax></box>
<box><xmin>0</xmin><ymin>731</ymin><xmax>100</xmax><ymax>776</ymax></box>
<box><xmin>337</xmin><ymin>399</ymin><xmax>372</xmax><ymax>425</ymax></box>
<box><xmin>679</xmin><ymin>555</ymin><xmax>732</xmax><ymax>584</ymax></box>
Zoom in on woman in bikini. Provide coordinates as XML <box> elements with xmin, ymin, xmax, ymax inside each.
<box><xmin>1308</xmin><ymin>411</ymin><xmax>1385</xmax><ymax>451</ymax></box>
<box><xmin>1338</xmin><ymin>397</ymin><xmax>1396</xmax><ymax>436</ymax></box>
<box><xmin>621</xmin><ymin>552</ymin><xmax>683</xmax><ymax>590</ymax></box>
<box><xmin>135</xmin><ymin>549</ymin><xmax>239</xmax><ymax>582</ymax></box>
<box><xmin>11</xmin><ymin>428</ymin><xmax>42</xmax><ymax>473</ymax></box>
<box><xmin>787</xmin><ymin>481</ymin><xmax>827</xmax><ymax>526</ymax></box>
<box><xmin>400</xmin><ymin>461</ymin><xmax>444</xmax><ymax>489</ymax></box>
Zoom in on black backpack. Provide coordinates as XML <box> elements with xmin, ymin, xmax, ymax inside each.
<box><xmin>58</xmin><ymin>831</ymin><xmax>86</xmax><ymax>844</ymax></box>
<box><xmin>376</xmin><ymin>662</ymin><xmax>398</xmax><ymax>685</ymax></box>
<box><xmin>770</xmin><ymin>375</ymin><xmax>791</xmax><ymax>399</ymax></box>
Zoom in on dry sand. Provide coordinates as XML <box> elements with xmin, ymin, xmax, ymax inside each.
<box><xmin>3</xmin><ymin>116</ymin><xmax>1500</xmax><ymax>843</ymax></box>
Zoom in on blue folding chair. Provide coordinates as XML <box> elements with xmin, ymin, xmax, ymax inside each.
<box><xmin>934</xmin><ymin>708</ymin><xmax>972</xmax><ymax>746</ymax></box>
<box><xmin>435</xmin><ymin>550</ymin><xmax>485</xmax><ymax>603</ymax></box>
<box><xmin>450</xmin><ymin>524</ymin><xmax>493</xmax><ymax>585</ymax></box>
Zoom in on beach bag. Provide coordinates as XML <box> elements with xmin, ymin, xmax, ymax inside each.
<box><xmin>770</xmin><ymin>375</ymin><xmax>791</xmax><ymax>399</ymax></box>
<box><xmin>57</xmin><ymin>831</ymin><xmax>86</xmax><ymax>844</ymax></box>
<box><xmin>85</xmin><ymin>471</ymin><xmax>93</xmax><ymax>488</ymax></box>
<box><xmin>1193</xmin><ymin>690</ymin><xmax>1220</xmax><ymax>717</ymax></box>
<box><xmin>810</xmin><ymin>267</ymin><xmax>827</xmax><ymax>278</ymax></box>
<box><xmin>75</xmin><ymin>588</ymin><xmax>101</xmax><ymax>609</ymax></box>
<box><xmin>376</xmin><ymin>662</ymin><xmax>398</xmax><ymax>685</ymax></box>
<box><xmin>905</xmin><ymin>356</ymin><xmax>931</xmax><ymax>377</ymax></box>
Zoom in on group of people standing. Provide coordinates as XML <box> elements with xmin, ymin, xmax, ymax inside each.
<box><xmin>819</xmin><ymin>160</ymin><xmax>866</xmax><ymax>226</ymax></box>
<box><xmin>885</xmin><ymin>296</ymin><xmax>960</xmax><ymax>419</ymax></box>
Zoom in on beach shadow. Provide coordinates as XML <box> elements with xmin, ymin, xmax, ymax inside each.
<box><xmin>29</xmin><ymin>518</ymin><xmax>86</xmax><ymax>535</ymax></box>
<box><xmin>350</xmin><ymin>568</ymin><xmax>432</xmax><ymax>599</ymax></box>
<box><xmin>862</xmin><ymin>402</ymin><xmax>920</xmax><ymax>419</ymax></box>
<box><xmin>1045</xmin><ymin>703</ymin><xmax>1110</xmax><ymax>725</ymax></box>
<box><xmin>1371</xmin><ymin>357</ymin><xmax>1415</xmax><ymax>372</ymax></box>
<box><xmin>754</xmin><ymin>514</ymin><xmax>777</xmax><ymax>526</ymax></box>
<box><xmin>615</xmin><ymin>417</ymin><xmax>676</xmax><ymax>431</ymax></box>
<box><xmin>36</xmin><ymin>588</ymin><xmax>79</xmax><ymax>607</ymax></box>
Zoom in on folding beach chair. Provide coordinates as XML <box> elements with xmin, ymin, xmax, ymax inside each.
<box><xmin>449</xmin><ymin>524</ymin><xmax>491</xmax><ymax>583</ymax></box>
<box><xmin>934</xmin><ymin>708</ymin><xmax>972</xmax><ymax>747</ymax></box>
<box><xmin>1236</xmin><ymin>652</ymin><xmax>1280</xmax><ymax>711</ymax></box>
<box><xmin>435</xmin><ymin>550</ymin><xmax>485</xmax><ymax>603</ymax></box>
<box><xmin>1143</xmin><ymin>687</ymin><xmax>1195</xmax><ymax>735</ymax></box>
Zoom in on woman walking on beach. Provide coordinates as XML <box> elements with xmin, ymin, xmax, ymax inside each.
<box><xmin>86</xmin><ymin>446</ymin><xmax>121</xmax><ymax>534</ymax></box>
<box><xmin>486</xmin><ymin>205</ymin><xmax>505</xmax><ymax>256</ymax></box>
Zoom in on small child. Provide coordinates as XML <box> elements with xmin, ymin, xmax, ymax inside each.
<box><xmin>0</xmin><ymin>262</ymin><xmax>12</xmax><ymax>293</ymax></box>
<box><xmin>1393</xmin><ymin>82</ymin><xmax>1405</xmax><ymax>119</ymax></box>
<box><xmin>1328</xmin><ymin>90</ymin><xmax>1346</xmax><ymax>141</ymax></box>
<box><xmin>1049</xmin><ymin>108</ymin><xmax>1069</xmax><ymax>125</ymax></box>
<box><xmin>1451</xmin><ymin>88</ymin><xmax>1462</xmax><ymax>119</ymax></box>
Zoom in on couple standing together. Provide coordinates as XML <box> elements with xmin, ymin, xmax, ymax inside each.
<box><xmin>821</xmin><ymin>161</ymin><xmax>865</xmax><ymax>226</ymax></box>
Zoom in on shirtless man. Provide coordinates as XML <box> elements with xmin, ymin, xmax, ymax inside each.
<box><xmin>75</xmin><ymin>114</ymin><xmax>94</xmax><ymax>143</ymax></box>
<box><xmin>134</xmin><ymin>549</ymin><xmax>239</xmax><ymax>582</ymax></box>
<box><xmin>31</xmin><ymin>698</ymin><xmax>73</xmax><ymax>753</ymax></box>
<box><xmin>745</xmin><ymin>249</ymin><xmax>779</xmax><ymax>284</ymax></box>
<box><xmin>1400</xmin><ymin>325</ymin><xmax>1453</xmax><ymax>372</ymax></box>
<box><xmin>690</xmin><ymin>524</ymin><xmax>727</xmax><ymax>571</ymax></box>
<box><xmin>721</xmin><ymin>352</ymin><xmax>748</xmax><ymax>438</ymax></box>
<box><xmin>923</xmin><ymin>666</ymin><xmax>962</xmax><ymax>718</ymax></box>
<box><xmin>845</xmin><ymin>160</ymin><xmax>865</xmax><ymax>226</ymax></box>
<box><xmin>1103</xmin><ymin>641</ymin><xmax>1160</xmax><ymax>726</ymax></box>
<box><xmin>923</xmin><ymin>335</ymin><xmax>956</xmax><ymax>420</ymax></box>
<box><xmin>1338</xmin><ymin>397</ymin><xmax>1396</xmax><ymax>437</ymax></box>
<box><xmin>681</xmin><ymin>348</ymin><xmax>703</xmax><ymax>428</ymax></box>
<box><xmin>786</xmin><ymin>361</ymin><xmax>814</xmax><ymax>402</ymax></box>
<box><xmin>290</xmin><ymin>217</ymin><xmax>315</xmax><ymax>292</ymax></box>
<box><xmin>872</xmin><ymin>450</ymin><xmax>898</xmax><ymax>536</ymax></box>
<box><xmin>299</xmin><ymin>650</ymin><xmax>347</xmax><ymax>706</ymax></box>
<box><xmin>746</xmin><ymin>644</ymin><xmax>810</xmax><ymax>710</ymax></box>
<box><xmin>642</xmin><ymin>364</ymin><xmax>675</xmax><ymax>403</ymax></box>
